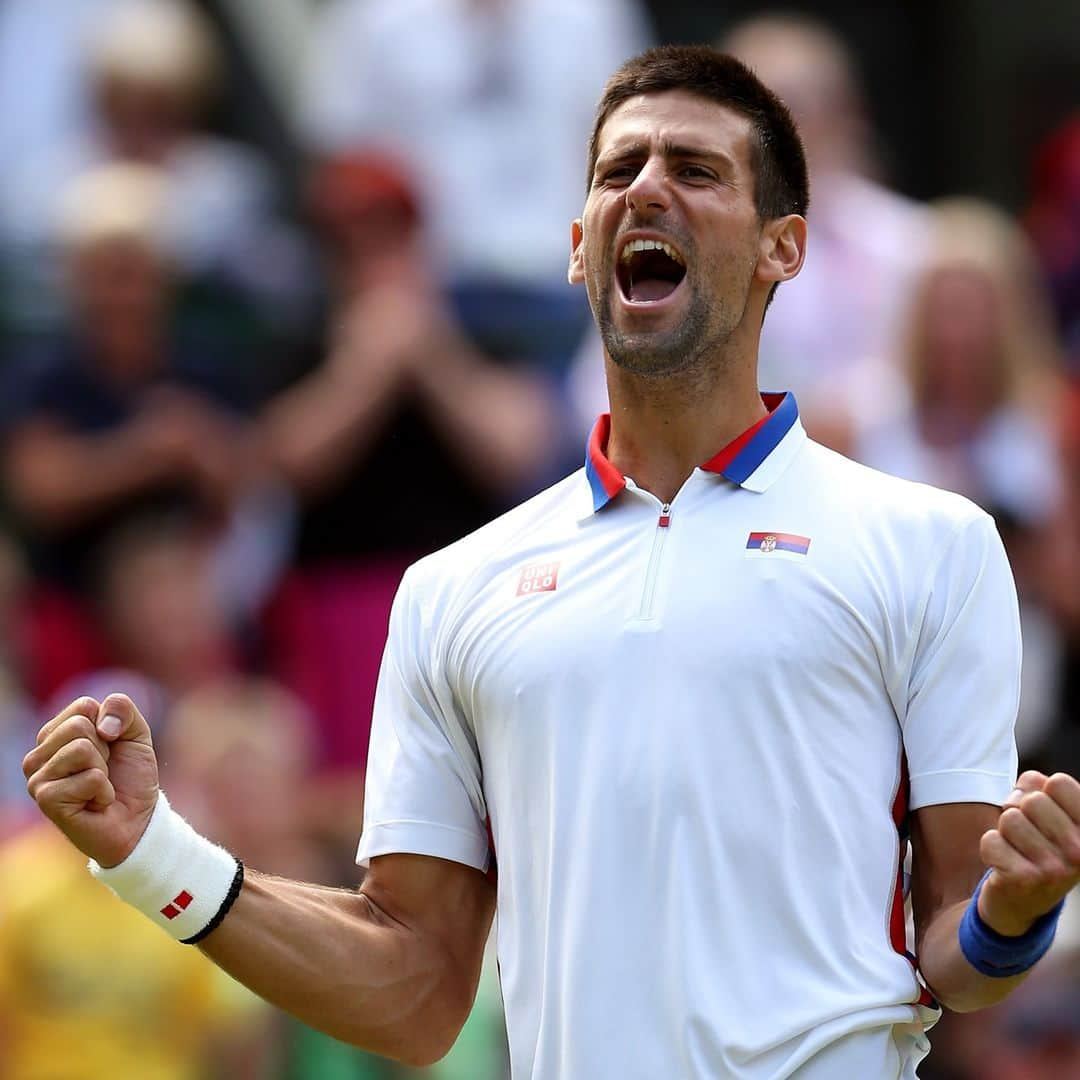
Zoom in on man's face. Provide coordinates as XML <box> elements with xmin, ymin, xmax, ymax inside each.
<box><xmin>571</xmin><ymin>90</ymin><xmax>765</xmax><ymax>378</ymax></box>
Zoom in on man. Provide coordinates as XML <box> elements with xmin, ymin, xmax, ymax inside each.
<box><xmin>23</xmin><ymin>46</ymin><xmax>1080</xmax><ymax>1079</ymax></box>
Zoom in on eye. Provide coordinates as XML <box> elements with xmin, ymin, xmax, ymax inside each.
<box><xmin>679</xmin><ymin>164</ymin><xmax>715</xmax><ymax>181</ymax></box>
<box><xmin>600</xmin><ymin>164</ymin><xmax>638</xmax><ymax>185</ymax></box>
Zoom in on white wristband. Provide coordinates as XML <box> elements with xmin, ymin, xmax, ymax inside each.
<box><xmin>88</xmin><ymin>790</ymin><xmax>242</xmax><ymax>943</ymax></box>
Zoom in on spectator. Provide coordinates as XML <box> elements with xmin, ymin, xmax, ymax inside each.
<box><xmin>0</xmin><ymin>164</ymin><xmax>286</xmax><ymax>700</ymax></box>
<box><xmin>853</xmin><ymin>199</ymin><xmax>1066</xmax><ymax>756</ymax></box>
<box><xmin>0</xmin><ymin>0</ymin><xmax>308</xmax><ymax>333</ymax></box>
<box><xmin>258</xmin><ymin>154</ymin><xmax>566</xmax><ymax>780</ymax></box>
<box><xmin>720</xmin><ymin>14</ymin><xmax>931</xmax><ymax>443</ymax></box>
<box><xmin>853</xmin><ymin>200</ymin><xmax>1062</xmax><ymax>527</ymax></box>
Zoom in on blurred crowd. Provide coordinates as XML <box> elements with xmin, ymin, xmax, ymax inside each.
<box><xmin>0</xmin><ymin>3</ymin><xmax>1076</xmax><ymax>1079</ymax></box>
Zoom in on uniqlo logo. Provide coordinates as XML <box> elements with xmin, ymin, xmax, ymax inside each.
<box><xmin>516</xmin><ymin>562</ymin><xmax>560</xmax><ymax>596</ymax></box>
<box><xmin>161</xmin><ymin>890</ymin><xmax>194</xmax><ymax>920</ymax></box>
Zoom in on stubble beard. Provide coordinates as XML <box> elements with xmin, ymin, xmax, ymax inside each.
<box><xmin>592</xmin><ymin>256</ymin><xmax>751</xmax><ymax>382</ymax></box>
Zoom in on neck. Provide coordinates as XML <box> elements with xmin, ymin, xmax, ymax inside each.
<box><xmin>604</xmin><ymin>349</ymin><xmax>766</xmax><ymax>505</ymax></box>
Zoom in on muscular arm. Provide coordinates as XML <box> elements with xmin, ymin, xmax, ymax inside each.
<box><xmin>22</xmin><ymin>695</ymin><xmax>496</xmax><ymax>1068</ymax></box>
<box><xmin>198</xmin><ymin>854</ymin><xmax>495</xmax><ymax>1066</ymax></box>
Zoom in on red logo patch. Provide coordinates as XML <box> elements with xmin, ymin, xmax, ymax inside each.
<box><xmin>516</xmin><ymin>562</ymin><xmax>560</xmax><ymax>596</ymax></box>
<box><xmin>160</xmin><ymin>889</ymin><xmax>194</xmax><ymax>920</ymax></box>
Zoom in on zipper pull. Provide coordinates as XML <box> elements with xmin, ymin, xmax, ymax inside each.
<box><xmin>658</xmin><ymin>504</ymin><xmax>671</xmax><ymax>528</ymax></box>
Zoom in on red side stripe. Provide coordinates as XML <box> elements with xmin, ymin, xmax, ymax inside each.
<box><xmin>485</xmin><ymin>815</ymin><xmax>498</xmax><ymax>886</ymax></box>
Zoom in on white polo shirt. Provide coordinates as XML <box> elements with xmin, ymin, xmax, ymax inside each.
<box><xmin>358</xmin><ymin>392</ymin><xmax>1020</xmax><ymax>1080</ymax></box>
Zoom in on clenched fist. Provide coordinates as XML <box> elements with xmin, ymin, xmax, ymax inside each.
<box><xmin>979</xmin><ymin>770</ymin><xmax>1080</xmax><ymax>936</ymax></box>
<box><xmin>23</xmin><ymin>694</ymin><xmax>159</xmax><ymax>868</ymax></box>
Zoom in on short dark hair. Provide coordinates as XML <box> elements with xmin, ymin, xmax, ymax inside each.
<box><xmin>587</xmin><ymin>45</ymin><xmax>809</xmax><ymax>225</ymax></box>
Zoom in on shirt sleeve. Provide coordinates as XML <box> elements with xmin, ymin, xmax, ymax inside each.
<box><xmin>903</xmin><ymin>512</ymin><xmax>1020</xmax><ymax>810</ymax></box>
<box><xmin>356</xmin><ymin>568</ymin><xmax>489</xmax><ymax>871</ymax></box>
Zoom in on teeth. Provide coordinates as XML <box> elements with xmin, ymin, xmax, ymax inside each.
<box><xmin>619</xmin><ymin>238</ymin><xmax>684</xmax><ymax>265</ymax></box>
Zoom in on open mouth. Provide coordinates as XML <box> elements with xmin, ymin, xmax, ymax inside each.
<box><xmin>616</xmin><ymin>238</ymin><xmax>687</xmax><ymax>304</ymax></box>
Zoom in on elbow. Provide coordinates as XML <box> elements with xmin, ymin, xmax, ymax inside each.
<box><xmin>390</xmin><ymin>991</ymin><xmax>472</xmax><ymax>1067</ymax></box>
<box><xmin>342</xmin><ymin>966</ymin><xmax>474</xmax><ymax>1067</ymax></box>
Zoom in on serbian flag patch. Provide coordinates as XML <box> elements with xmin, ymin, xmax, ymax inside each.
<box><xmin>746</xmin><ymin>531</ymin><xmax>811</xmax><ymax>556</ymax></box>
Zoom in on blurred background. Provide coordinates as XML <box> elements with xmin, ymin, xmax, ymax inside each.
<box><xmin>0</xmin><ymin>1</ymin><xmax>1076</xmax><ymax>1078</ymax></box>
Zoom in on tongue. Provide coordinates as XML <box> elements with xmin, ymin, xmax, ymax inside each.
<box><xmin>629</xmin><ymin>278</ymin><xmax>678</xmax><ymax>303</ymax></box>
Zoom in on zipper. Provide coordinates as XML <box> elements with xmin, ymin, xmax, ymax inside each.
<box><xmin>636</xmin><ymin>503</ymin><xmax>671</xmax><ymax>620</ymax></box>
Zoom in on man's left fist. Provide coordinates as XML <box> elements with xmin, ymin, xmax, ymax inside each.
<box><xmin>978</xmin><ymin>770</ymin><xmax>1080</xmax><ymax>937</ymax></box>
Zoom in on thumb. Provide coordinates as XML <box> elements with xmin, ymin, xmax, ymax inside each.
<box><xmin>96</xmin><ymin>693</ymin><xmax>153</xmax><ymax>746</ymax></box>
<box><xmin>1001</xmin><ymin>769</ymin><xmax>1049</xmax><ymax>810</ymax></box>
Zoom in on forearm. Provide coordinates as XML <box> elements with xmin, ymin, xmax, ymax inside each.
<box><xmin>917</xmin><ymin>898</ymin><xmax>1029</xmax><ymax>1012</ymax></box>
<box><xmin>414</xmin><ymin>344</ymin><xmax>560</xmax><ymax>494</ymax></box>
<box><xmin>258</xmin><ymin>370</ymin><xmax>400</xmax><ymax>498</ymax></box>
<box><xmin>199</xmin><ymin>870</ymin><xmax>466</xmax><ymax>1066</ymax></box>
<box><xmin>4</xmin><ymin>426</ymin><xmax>174</xmax><ymax>529</ymax></box>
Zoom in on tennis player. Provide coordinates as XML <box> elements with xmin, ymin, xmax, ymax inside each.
<box><xmin>24</xmin><ymin>46</ymin><xmax>1080</xmax><ymax>1079</ymax></box>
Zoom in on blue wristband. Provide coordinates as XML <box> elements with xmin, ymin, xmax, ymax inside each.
<box><xmin>958</xmin><ymin>870</ymin><xmax>1065</xmax><ymax>978</ymax></box>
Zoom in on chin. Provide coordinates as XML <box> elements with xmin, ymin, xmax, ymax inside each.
<box><xmin>603</xmin><ymin>330</ymin><xmax>707</xmax><ymax>378</ymax></box>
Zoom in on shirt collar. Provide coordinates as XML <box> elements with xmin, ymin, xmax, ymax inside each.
<box><xmin>583</xmin><ymin>391</ymin><xmax>804</xmax><ymax>513</ymax></box>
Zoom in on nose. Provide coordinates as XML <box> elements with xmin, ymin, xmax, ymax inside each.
<box><xmin>625</xmin><ymin>157</ymin><xmax>670</xmax><ymax>215</ymax></box>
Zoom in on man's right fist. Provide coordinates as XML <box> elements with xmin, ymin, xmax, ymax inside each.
<box><xmin>23</xmin><ymin>693</ymin><xmax>160</xmax><ymax>868</ymax></box>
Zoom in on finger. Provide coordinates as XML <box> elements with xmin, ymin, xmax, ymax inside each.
<box><xmin>1016</xmin><ymin>790</ymin><xmax>1080</xmax><ymax>863</ymax></box>
<box><xmin>97</xmin><ymin>693</ymin><xmax>152</xmax><ymax>745</ymax></box>
<box><xmin>997</xmin><ymin>807</ymin><xmax>1070</xmax><ymax>877</ymax></box>
<box><xmin>35</xmin><ymin>697</ymin><xmax>100</xmax><ymax>746</ymax></box>
<box><xmin>25</xmin><ymin>738</ymin><xmax>109</xmax><ymax>800</ymax></box>
<box><xmin>33</xmin><ymin>769</ymin><xmax>116</xmax><ymax>816</ymax></box>
<box><xmin>24</xmin><ymin>714</ymin><xmax>110</xmax><ymax>781</ymax></box>
<box><xmin>980</xmin><ymin>827</ymin><xmax>1035</xmax><ymax>879</ymax></box>
<box><xmin>1044</xmin><ymin>772</ymin><xmax>1080</xmax><ymax>827</ymax></box>
<box><xmin>1002</xmin><ymin>770</ymin><xmax>1049</xmax><ymax>809</ymax></box>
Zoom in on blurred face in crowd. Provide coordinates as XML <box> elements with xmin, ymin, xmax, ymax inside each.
<box><xmin>919</xmin><ymin>265</ymin><xmax>1003</xmax><ymax>410</ymax></box>
<box><xmin>570</xmin><ymin>91</ymin><xmax>769</xmax><ymax>379</ymax></box>
<box><xmin>68</xmin><ymin>237</ymin><xmax>169</xmax><ymax>378</ymax></box>
<box><xmin>98</xmin><ymin>527</ymin><xmax>229</xmax><ymax>692</ymax></box>
<box><xmin>722</xmin><ymin>20</ymin><xmax>863</xmax><ymax>178</ymax></box>
<box><xmin>96</xmin><ymin>75</ymin><xmax>194</xmax><ymax>162</ymax></box>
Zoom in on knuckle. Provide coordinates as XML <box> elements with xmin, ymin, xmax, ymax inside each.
<box><xmin>1020</xmin><ymin>791</ymin><xmax>1051</xmax><ymax>817</ymax></box>
<box><xmin>1046</xmin><ymin>773</ymin><xmax>1078</xmax><ymax>798</ymax></box>
<box><xmin>68</xmin><ymin>737</ymin><xmax>102</xmax><ymax>768</ymax></box>
<box><xmin>67</xmin><ymin>715</ymin><xmax>97</xmax><ymax>741</ymax></box>
<box><xmin>1018</xmin><ymin>769</ymin><xmax>1048</xmax><ymax>789</ymax></box>
<box><xmin>998</xmin><ymin>808</ymin><xmax>1026</xmax><ymax>835</ymax></box>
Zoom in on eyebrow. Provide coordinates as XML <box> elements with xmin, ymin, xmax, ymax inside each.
<box><xmin>596</xmin><ymin>139</ymin><xmax>737</xmax><ymax>172</ymax></box>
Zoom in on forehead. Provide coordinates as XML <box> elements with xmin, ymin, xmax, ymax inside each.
<box><xmin>595</xmin><ymin>90</ymin><xmax>755</xmax><ymax>167</ymax></box>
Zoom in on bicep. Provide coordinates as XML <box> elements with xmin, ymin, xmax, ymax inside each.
<box><xmin>910</xmin><ymin>802</ymin><xmax>1000</xmax><ymax>947</ymax></box>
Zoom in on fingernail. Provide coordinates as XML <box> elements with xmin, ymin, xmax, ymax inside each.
<box><xmin>99</xmin><ymin>715</ymin><xmax>122</xmax><ymax>738</ymax></box>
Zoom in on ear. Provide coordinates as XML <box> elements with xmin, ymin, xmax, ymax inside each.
<box><xmin>755</xmin><ymin>214</ymin><xmax>807</xmax><ymax>288</ymax></box>
<box><xmin>568</xmin><ymin>219</ymin><xmax>586</xmax><ymax>285</ymax></box>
